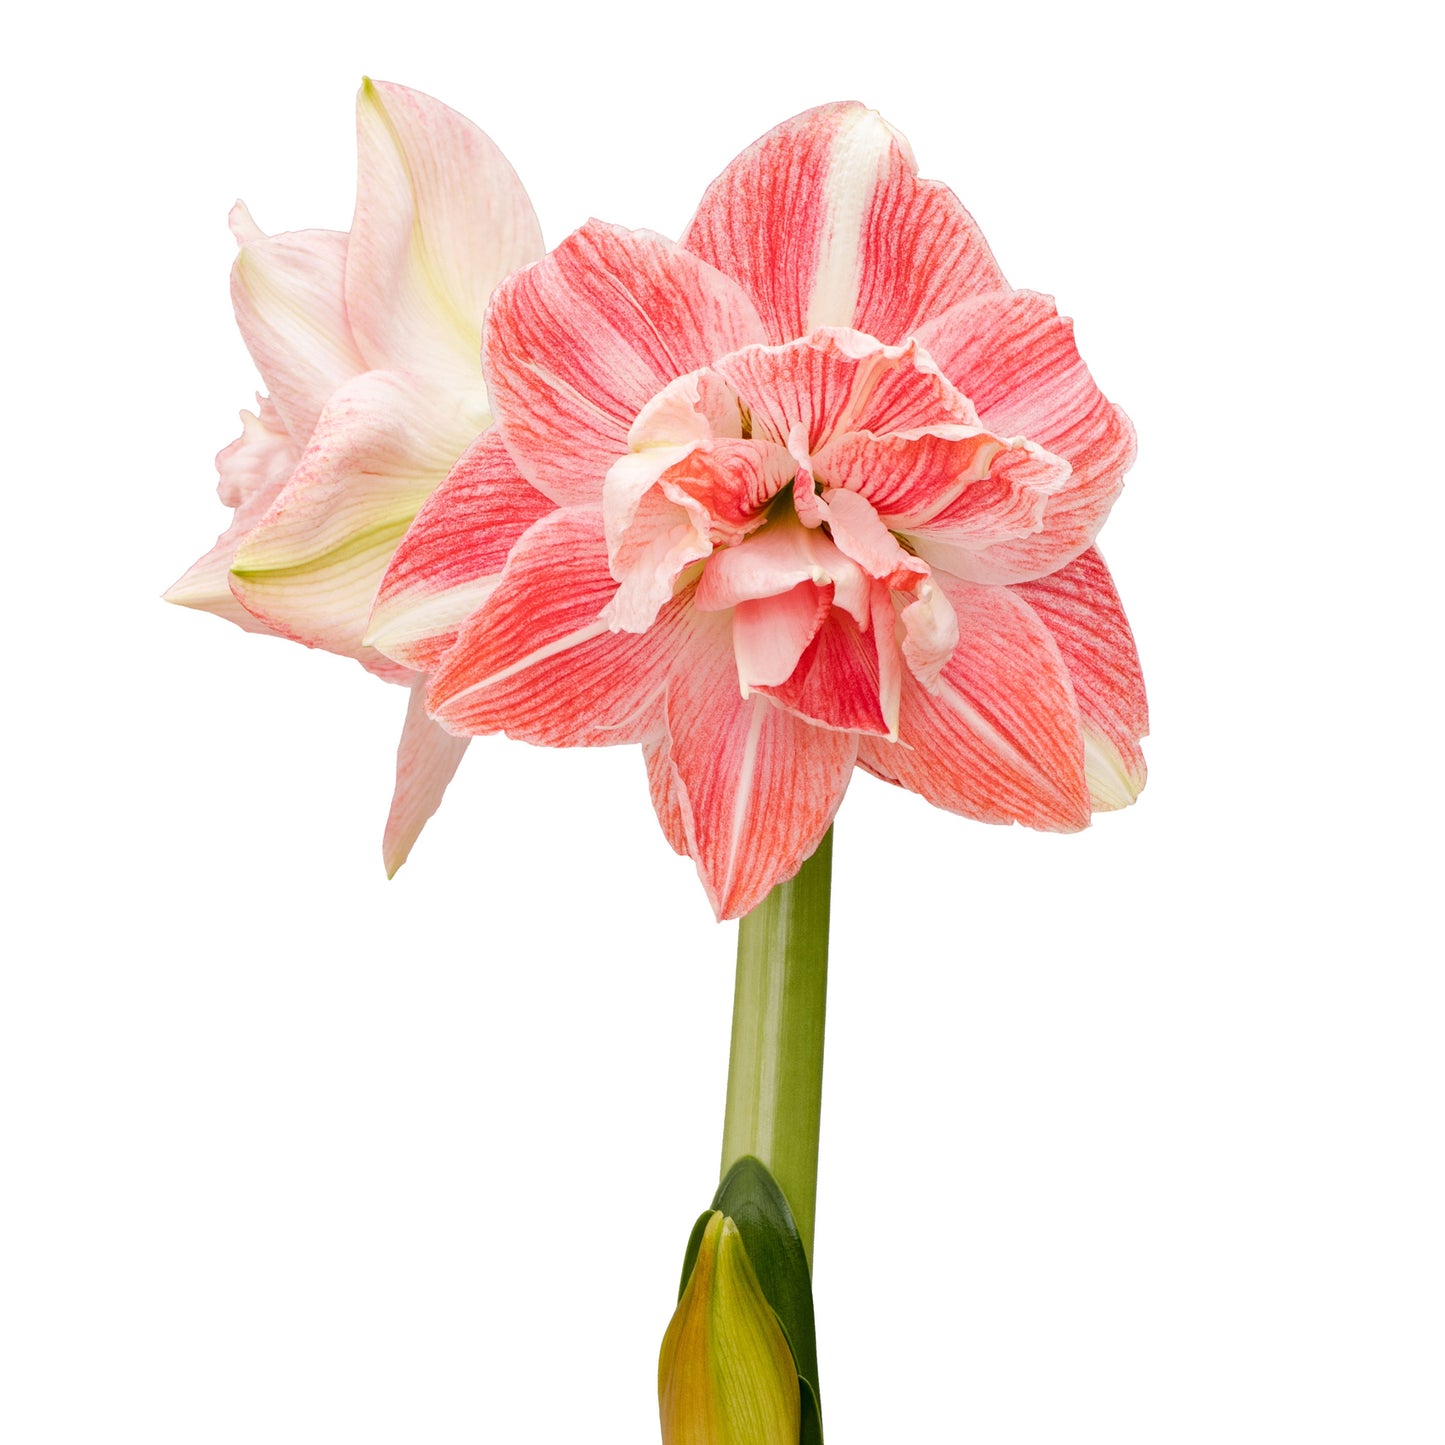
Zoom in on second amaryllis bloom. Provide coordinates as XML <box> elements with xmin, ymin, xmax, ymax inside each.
<box><xmin>371</xmin><ymin>102</ymin><xmax>1147</xmax><ymax>918</ymax></box>
<box><xmin>165</xmin><ymin>80</ymin><xmax>543</xmax><ymax>872</ymax></box>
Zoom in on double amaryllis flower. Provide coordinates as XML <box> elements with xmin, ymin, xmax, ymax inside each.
<box><xmin>371</xmin><ymin>101</ymin><xmax>1146</xmax><ymax>918</ymax></box>
<box><xmin>166</xmin><ymin>81</ymin><xmax>542</xmax><ymax>872</ymax></box>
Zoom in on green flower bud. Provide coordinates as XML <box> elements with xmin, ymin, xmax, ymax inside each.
<box><xmin>658</xmin><ymin>1211</ymin><xmax>801</xmax><ymax>1445</ymax></box>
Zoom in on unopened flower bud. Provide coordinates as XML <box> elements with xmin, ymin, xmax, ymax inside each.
<box><xmin>658</xmin><ymin>1211</ymin><xmax>801</xmax><ymax>1444</ymax></box>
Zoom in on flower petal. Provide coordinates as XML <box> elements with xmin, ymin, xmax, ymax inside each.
<box><xmin>913</xmin><ymin>291</ymin><xmax>1136</xmax><ymax>582</ymax></box>
<box><xmin>229</xmin><ymin>371</ymin><xmax>474</xmax><ymax>669</ymax></box>
<box><xmin>695</xmin><ymin>511</ymin><xmax>871</xmax><ymax>626</ymax></box>
<box><xmin>754</xmin><ymin>602</ymin><xmax>893</xmax><ymax>737</ymax></box>
<box><xmin>482</xmin><ymin>220</ymin><xmax>767</xmax><ymax>506</ymax></box>
<box><xmin>230</xmin><ymin>225</ymin><xmax>364</xmax><ymax>444</ymax></box>
<box><xmin>427</xmin><ymin>506</ymin><xmax>687</xmax><ymax>744</ymax></box>
<box><xmin>682</xmin><ymin>101</ymin><xmax>1007</xmax><ymax>345</ymax></box>
<box><xmin>367</xmin><ymin>431</ymin><xmax>554</xmax><ymax>672</ymax></box>
<box><xmin>381</xmin><ymin>680</ymin><xmax>470</xmax><ymax>877</ymax></box>
<box><xmin>711</xmin><ymin>329</ymin><xmax>972</xmax><ymax>456</ymax></box>
<box><xmin>164</xmin><ymin>399</ymin><xmax>299</xmax><ymax>634</ymax></box>
<box><xmin>859</xmin><ymin>578</ymin><xmax>1089</xmax><ymax>829</ymax></box>
<box><xmin>345</xmin><ymin>79</ymin><xmax>542</xmax><ymax>397</ymax></box>
<box><xmin>642</xmin><ymin>731</ymin><xmax>690</xmax><ymax>857</ymax></box>
<box><xmin>732</xmin><ymin>582</ymin><xmax>832</xmax><ymax>688</ymax></box>
<box><xmin>598</xmin><ymin>447</ymin><xmax>715</xmax><ymax>632</ymax></box>
<box><xmin>1010</xmin><ymin>548</ymin><xmax>1147</xmax><ymax>810</ymax></box>
<box><xmin>666</xmin><ymin>611</ymin><xmax>856</xmax><ymax>919</ymax></box>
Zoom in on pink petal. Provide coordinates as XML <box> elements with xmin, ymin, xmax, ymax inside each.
<box><xmin>755</xmin><ymin>604</ymin><xmax>892</xmax><ymax>737</ymax></box>
<box><xmin>1010</xmin><ymin>548</ymin><xmax>1147</xmax><ymax>810</ymax></box>
<box><xmin>682</xmin><ymin>102</ymin><xmax>1007</xmax><ymax>345</ymax></box>
<box><xmin>427</xmin><ymin>506</ymin><xmax>688</xmax><ymax>745</ymax></box>
<box><xmin>642</xmin><ymin>731</ymin><xmax>690</xmax><ymax>857</ymax></box>
<box><xmin>816</xmin><ymin>487</ymin><xmax>927</xmax><ymax>588</ymax></box>
<box><xmin>912</xmin><ymin>291</ymin><xmax>1136</xmax><ymax>583</ymax></box>
<box><xmin>483</xmin><ymin>221</ymin><xmax>767</xmax><ymax>507</ymax></box>
<box><xmin>815</xmin><ymin>427</ymin><xmax>1006</xmax><ymax>528</ymax></box>
<box><xmin>345</xmin><ymin>79</ymin><xmax>543</xmax><ymax>396</ymax></box>
<box><xmin>230</xmin><ymin>226</ymin><xmax>365</xmax><ymax>445</ymax></box>
<box><xmin>733</xmin><ymin>582</ymin><xmax>833</xmax><ymax>688</ymax></box>
<box><xmin>164</xmin><ymin>400</ymin><xmax>299</xmax><ymax>635</ymax></box>
<box><xmin>712</xmin><ymin>329</ymin><xmax>974</xmax><ymax>457</ymax></box>
<box><xmin>666</xmin><ymin>612</ymin><xmax>856</xmax><ymax>919</ymax></box>
<box><xmin>898</xmin><ymin>577</ymin><xmax>959</xmax><ymax>691</ymax></box>
<box><xmin>859</xmin><ymin>578</ymin><xmax>1089</xmax><ymax>829</ymax></box>
<box><xmin>230</xmin><ymin>371</ymin><xmax>476</xmax><ymax>669</ymax></box>
<box><xmin>367</xmin><ymin>431</ymin><xmax>555</xmax><ymax>672</ymax></box>
<box><xmin>381</xmin><ymin>680</ymin><xmax>470</xmax><ymax>877</ymax></box>
<box><xmin>599</xmin><ymin>447</ymin><xmax>715</xmax><ymax>632</ymax></box>
<box><xmin>660</xmin><ymin>437</ymin><xmax>797</xmax><ymax>539</ymax></box>
<box><xmin>695</xmin><ymin>511</ymin><xmax>871</xmax><ymax>625</ymax></box>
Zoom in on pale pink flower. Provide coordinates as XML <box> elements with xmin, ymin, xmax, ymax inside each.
<box><xmin>370</xmin><ymin>103</ymin><xmax>1146</xmax><ymax>917</ymax></box>
<box><xmin>166</xmin><ymin>80</ymin><xmax>542</xmax><ymax>872</ymax></box>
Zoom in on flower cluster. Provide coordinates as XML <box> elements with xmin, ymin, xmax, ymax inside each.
<box><xmin>171</xmin><ymin>88</ymin><xmax>1146</xmax><ymax>918</ymax></box>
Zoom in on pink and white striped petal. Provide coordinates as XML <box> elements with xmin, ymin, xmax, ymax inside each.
<box><xmin>695</xmin><ymin>512</ymin><xmax>872</xmax><ymax>627</ymax></box>
<box><xmin>711</xmin><ymin>330</ymin><xmax>972</xmax><ymax>455</ymax></box>
<box><xmin>642</xmin><ymin>730</ymin><xmax>690</xmax><ymax>857</ymax></box>
<box><xmin>164</xmin><ymin>398</ymin><xmax>299</xmax><ymax>635</ymax></box>
<box><xmin>483</xmin><ymin>221</ymin><xmax>767</xmax><ymax>507</ymax></box>
<box><xmin>754</xmin><ymin>602</ymin><xmax>894</xmax><ymax>737</ymax></box>
<box><xmin>859</xmin><ymin>579</ymin><xmax>1089</xmax><ymax>829</ymax></box>
<box><xmin>345</xmin><ymin>79</ymin><xmax>543</xmax><ymax>398</ymax></box>
<box><xmin>381</xmin><ymin>680</ymin><xmax>470</xmax><ymax>877</ymax></box>
<box><xmin>815</xmin><ymin>427</ymin><xmax>1010</xmax><ymax>530</ymax></box>
<box><xmin>913</xmin><ymin>291</ymin><xmax>1136</xmax><ymax>583</ymax></box>
<box><xmin>665</xmin><ymin>612</ymin><xmax>857</xmax><ymax>919</ymax></box>
<box><xmin>230</xmin><ymin>370</ymin><xmax>475</xmax><ymax>670</ymax></box>
<box><xmin>230</xmin><ymin>222</ymin><xmax>364</xmax><ymax>445</ymax></box>
<box><xmin>427</xmin><ymin>506</ymin><xmax>688</xmax><ymax>745</ymax></box>
<box><xmin>732</xmin><ymin>582</ymin><xmax>833</xmax><ymax>689</ymax></box>
<box><xmin>682</xmin><ymin>102</ymin><xmax>1007</xmax><ymax>346</ymax></box>
<box><xmin>368</xmin><ymin>431</ymin><xmax>554</xmax><ymax>672</ymax></box>
<box><xmin>1011</xmin><ymin>548</ymin><xmax>1148</xmax><ymax>811</ymax></box>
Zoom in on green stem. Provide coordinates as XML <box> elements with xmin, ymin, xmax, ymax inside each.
<box><xmin>720</xmin><ymin>827</ymin><xmax>833</xmax><ymax>1266</ymax></box>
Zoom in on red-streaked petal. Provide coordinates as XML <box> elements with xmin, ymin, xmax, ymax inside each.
<box><xmin>231</xmin><ymin>226</ymin><xmax>364</xmax><ymax>444</ymax></box>
<box><xmin>695</xmin><ymin>512</ymin><xmax>871</xmax><ymax>625</ymax></box>
<box><xmin>711</xmin><ymin>329</ymin><xmax>972</xmax><ymax>454</ymax></box>
<box><xmin>642</xmin><ymin>731</ymin><xmax>690</xmax><ymax>857</ymax></box>
<box><xmin>367</xmin><ymin>431</ymin><xmax>554</xmax><ymax>672</ymax></box>
<box><xmin>859</xmin><ymin>579</ymin><xmax>1089</xmax><ymax>828</ymax></box>
<box><xmin>427</xmin><ymin>506</ymin><xmax>686</xmax><ymax>744</ymax></box>
<box><xmin>816</xmin><ymin>487</ymin><xmax>927</xmax><ymax>588</ymax></box>
<box><xmin>666</xmin><ymin>612</ymin><xmax>856</xmax><ymax>919</ymax></box>
<box><xmin>899</xmin><ymin>577</ymin><xmax>959</xmax><ymax>690</ymax></box>
<box><xmin>1011</xmin><ymin>548</ymin><xmax>1147</xmax><ymax>811</ymax></box>
<box><xmin>381</xmin><ymin>680</ymin><xmax>470</xmax><ymax>877</ymax></box>
<box><xmin>755</xmin><ymin>604</ymin><xmax>891</xmax><ymax>737</ymax></box>
<box><xmin>230</xmin><ymin>371</ymin><xmax>474</xmax><ymax>668</ymax></box>
<box><xmin>346</xmin><ymin>79</ymin><xmax>542</xmax><ymax>396</ymax></box>
<box><xmin>733</xmin><ymin>581</ymin><xmax>833</xmax><ymax>688</ymax></box>
<box><xmin>816</xmin><ymin>426</ymin><xmax>1007</xmax><ymax>528</ymax></box>
<box><xmin>913</xmin><ymin>291</ymin><xmax>1136</xmax><ymax>582</ymax></box>
<box><xmin>164</xmin><ymin>399</ymin><xmax>299</xmax><ymax>635</ymax></box>
<box><xmin>599</xmin><ymin>446</ymin><xmax>715</xmax><ymax>632</ymax></box>
<box><xmin>483</xmin><ymin>221</ymin><xmax>767</xmax><ymax>506</ymax></box>
<box><xmin>682</xmin><ymin>102</ymin><xmax>1007</xmax><ymax>344</ymax></box>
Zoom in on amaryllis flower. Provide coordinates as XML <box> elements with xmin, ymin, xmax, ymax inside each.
<box><xmin>165</xmin><ymin>80</ymin><xmax>542</xmax><ymax>872</ymax></box>
<box><xmin>370</xmin><ymin>102</ymin><xmax>1146</xmax><ymax>916</ymax></box>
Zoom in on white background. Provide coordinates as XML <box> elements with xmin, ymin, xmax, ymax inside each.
<box><xmin>3</xmin><ymin>1</ymin><xmax>1439</xmax><ymax>1440</ymax></box>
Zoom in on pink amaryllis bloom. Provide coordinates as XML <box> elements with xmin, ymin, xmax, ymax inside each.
<box><xmin>370</xmin><ymin>103</ymin><xmax>1146</xmax><ymax>918</ymax></box>
<box><xmin>165</xmin><ymin>80</ymin><xmax>542</xmax><ymax>873</ymax></box>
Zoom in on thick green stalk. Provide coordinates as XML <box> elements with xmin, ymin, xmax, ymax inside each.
<box><xmin>720</xmin><ymin>827</ymin><xmax>833</xmax><ymax>1265</ymax></box>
